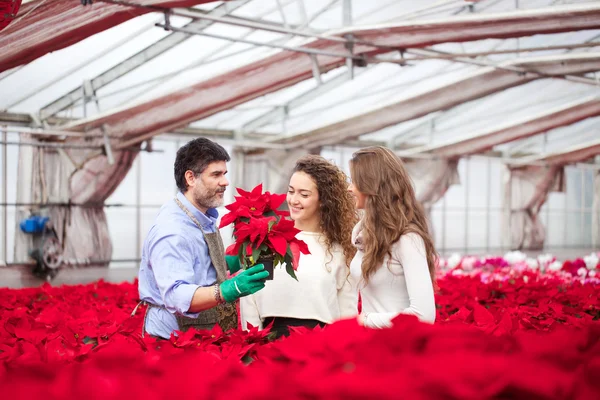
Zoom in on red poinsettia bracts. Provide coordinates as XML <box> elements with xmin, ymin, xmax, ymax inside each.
<box><xmin>219</xmin><ymin>184</ymin><xmax>288</xmax><ymax>228</ymax></box>
<box><xmin>220</xmin><ymin>184</ymin><xmax>309</xmax><ymax>278</ymax></box>
<box><xmin>0</xmin><ymin>266</ymin><xmax>598</xmax><ymax>399</ymax></box>
<box><xmin>268</xmin><ymin>217</ymin><xmax>310</xmax><ymax>256</ymax></box>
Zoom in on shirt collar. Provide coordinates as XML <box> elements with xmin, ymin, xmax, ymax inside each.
<box><xmin>176</xmin><ymin>191</ymin><xmax>219</xmax><ymax>228</ymax></box>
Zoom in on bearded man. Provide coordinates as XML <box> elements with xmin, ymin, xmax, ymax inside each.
<box><xmin>136</xmin><ymin>138</ymin><xmax>268</xmax><ymax>339</ymax></box>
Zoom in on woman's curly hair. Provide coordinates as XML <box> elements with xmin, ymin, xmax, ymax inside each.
<box><xmin>293</xmin><ymin>155</ymin><xmax>358</xmax><ymax>267</ymax></box>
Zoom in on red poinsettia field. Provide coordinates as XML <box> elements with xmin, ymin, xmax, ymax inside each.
<box><xmin>0</xmin><ymin>253</ymin><xmax>599</xmax><ymax>399</ymax></box>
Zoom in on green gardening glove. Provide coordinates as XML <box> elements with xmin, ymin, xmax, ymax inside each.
<box><xmin>220</xmin><ymin>264</ymin><xmax>269</xmax><ymax>303</ymax></box>
<box><xmin>225</xmin><ymin>255</ymin><xmax>242</xmax><ymax>274</ymax></box>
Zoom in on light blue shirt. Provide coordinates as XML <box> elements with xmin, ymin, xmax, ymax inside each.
<box><xmin>138</xmin><ymin>191</ymin><xmax>219</xmax><ymax>338</ymax></box>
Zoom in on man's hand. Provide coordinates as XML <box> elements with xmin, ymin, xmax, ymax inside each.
<box><xmin>220</xmin><ymin>264</ymin><xmax>269</xmax><ymax>303</ymax></box>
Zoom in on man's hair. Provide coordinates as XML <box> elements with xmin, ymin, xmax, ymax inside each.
<box><xmin>174</xmin><ymin>138</ymin><xmax>230</xmax><ymax>192</ymax></box>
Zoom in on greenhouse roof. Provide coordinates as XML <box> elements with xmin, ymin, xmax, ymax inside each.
<box><xmin>1</xmin><ymin>0</ymin><xmax>599</xmax><ymax>163</ymax></box>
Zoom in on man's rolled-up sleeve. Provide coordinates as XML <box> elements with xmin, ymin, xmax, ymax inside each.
<box><xmin>149</xmin><ymin>233</ymin><xmax>201</xmax><ymax>317</ymax></box>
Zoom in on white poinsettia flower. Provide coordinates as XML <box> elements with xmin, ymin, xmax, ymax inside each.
<box><xmin>525</xmin><ymin>258</ymin><xmax>539</xmax><ymax>270</ymax></box>
<box><xmin>537</xmin><ymin>253</ymin><xmax>554</xmax><ymax>266</ymax></box>
<box><xmin>583</xmin><ymin>253</ymin><xmax>598</xmax><ymax>270</ymax></box>
<box><xmin>503</xmin><ymin>251</ymin><xmax>526</xmax><ymax>264</ymax></box>
<box><xmin>447</xmin><ymin>253</ymin><xmax>462</xmax><ymax>269</ymax></box>
<box><xmin>461</xmin><ymin>256</ymin><xmax>478</xmax><ymax>271</ymax></box>
<box><xmin>577</xmin><ymin>267</ymin><xmax>588</xmax><ymax>277</ymax></box>
<box><xmin>548</xmin><ymin>261</ymin><xmax>563</xmax><ymax>272</ymax></box>
<box><xmin>589</xmin><ymin>270</ymin><xmax>597</xmax><ymax>278</ymax></box>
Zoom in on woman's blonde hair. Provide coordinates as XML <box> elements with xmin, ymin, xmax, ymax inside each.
<box><xmin>349</xmin><ymin>146</ymin><xmax>437</xmax><ymax>286</ymax></box>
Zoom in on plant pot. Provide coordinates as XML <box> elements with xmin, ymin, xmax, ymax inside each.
<box><xmin>257</xmin><ymin>254</ymin><xmax>275</xmax><ymax>281</ymax></box>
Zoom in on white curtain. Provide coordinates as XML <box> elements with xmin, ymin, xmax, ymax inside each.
<box><xmin>502</xmin><ymin>165</ymin><xmax>565</xmax><ymax>250</ymax></box>
<box><xmin>14</xmin><ymin>135</ymin><xmax>137</xmax><ymax>266</ymax></box>
<box><xmin>406</xmin><ymin>158</ymin><xmax>460</xmax><ymax>208</ymax></box>
<box><xmin>405</xmin><ymin>158</ymin><xmax>460</xmax><ymax>237</ymax></box>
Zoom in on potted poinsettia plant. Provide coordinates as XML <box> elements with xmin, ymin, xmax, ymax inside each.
<box><xmin>219</xmin><ymin>184</ymin><xmax>310</xmax><ymax>280</ymax></box>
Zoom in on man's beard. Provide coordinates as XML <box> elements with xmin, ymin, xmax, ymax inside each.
<box><xmin>196</xmin><ymin>187</ymin><xmax>225</xmax><ymax>210</ymax></box>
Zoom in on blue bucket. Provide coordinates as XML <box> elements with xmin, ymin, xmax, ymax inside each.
<box><xmin>19</xmin><ymin>216</ymin><xmax>49</xmax><ymax>234</ymax></box>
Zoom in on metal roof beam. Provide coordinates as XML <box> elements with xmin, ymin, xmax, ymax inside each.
<box><xmin>38</xmin><ymin>0</ymin><xmax>251</xmax><ymax>120</ymax></box>
<box><xmin>272</xmin><ymin>53</ymin><xmax>600</xmax><ymax>149</ymax></box>
<box><xmin>509</xmin><ymin>138</ymin><xmax>600</xmax><ymax>166</ymax></box>
<box><xmin>0</xmin><ymin>0</ymin><xmax>222</xmax><ymax>73</ymax></box>
<box><xmin>400</xmin><ymin>96</ymin><xmax>600</xmax><ymax>158</ymax></box>
<box><xmin>240</xmin><ymin>66</ymin><xmax>368</xmax><ymax>133</ymax></box>
<box><xmin>57</xmin><ymin>5</ymin><xmax>600</xmax><ymax>149</ymax></box>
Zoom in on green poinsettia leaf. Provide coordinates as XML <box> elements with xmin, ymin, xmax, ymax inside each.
<box><xmin>239</xmin><ymin>243</ymin><xmax>248</xmax><ymax>268</ymax></box>
<box><xmin>251</xmin><ymin>247</ymin><xmax>262</xmax><ymax>266</ymax></box>
<box><xmin>285</xmin><ymin>260</ymin><xmax>298</xmax><ymax>281</ymax></box>
<box><xmin>274</xmin><ymin>254</ymin><xmax>284</xmax><ymax>267</ymax></box>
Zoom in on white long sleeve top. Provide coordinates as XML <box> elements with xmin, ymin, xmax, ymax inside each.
<box><xmin>240</xmin><ymin>231</ymin><xmax>358</xmax><ymax>330</ymax></box>
<box><xmin>350</xmin><ymin>220</ymin><xmax>436</xmax><ymax>328</ymax></box>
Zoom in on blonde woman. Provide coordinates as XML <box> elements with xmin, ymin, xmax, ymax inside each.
<box><xmin>348</xmin><ymin>146</ymin><xmax>436</xmax><ymax>328</ymax></box>
<box><xmin>241</xmin><ymin>155</ymin><xmax>359</xmax><ymax>337</ymax></box>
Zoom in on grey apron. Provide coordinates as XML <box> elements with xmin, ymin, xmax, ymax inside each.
<box><xmin>133</xmin><ymin>197</ymin><xmax>238</xmax><ymax>337</ymax></box>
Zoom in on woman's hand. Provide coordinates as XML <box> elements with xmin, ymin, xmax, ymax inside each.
<box><xmin>357</xmin><ymin>314</ymin><xmax>365</xmax><ymax>326</ymax></box>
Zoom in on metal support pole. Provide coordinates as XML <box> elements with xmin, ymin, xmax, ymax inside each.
<box><xmin>486</xmin><ymin>157</ymin><xmax>491</xmax><ymax>252</ymax></box>
<box><xmin>276</xmin><ymin>0</ymin><xmax>289</xmax><ymax>28</ymax></box>
<box><xmin>545</xmin><ymin>181</ymin><xmax>551</xmax><ymax>247</ymax></box>
<box><xmin>505</xmin><ymin>171</ymin><xmax>512</xmax><ymax>251</ymax></box>
<box><xmin>2</xmin><ymin>127</ymin><xmax>7</xmax><ymax>264</ymax></box>
<box><xmin>136</xmin><ymin>155</ymin><xmax>142</xmax><ymax>260</ymax></box>
<box><xmin>581</xmin><ymin>168</ymin><xmax>585</xmax><ymax>245</ymax></box>
<box><xmin>82</xmin><ymin>84</ymin><xmax>87</xmax><ymax>119</ymax></box>
<box><xmin>464</xmin><ymin>158</ymin><xmax>470</xmax><ymax>254</ymax></box>
<box><xmin>309</xmin><ymin>55</ymin><xmax>323</xmax><ymax>85</ymax></box>
<box><xmin>343</xmin><ymin>0</ymin><xmax>354</xmax><ymax>78</ymax></box>
<box><xmin>0</xmin><ymin>139</ymin><xmax>149</xmax><ymax>151</ymax></box>
<box><xmin>343</xmin><ymin>0</ymin><xmax>352</xmax><ymax>26</ymax></box>
<box><xmin>155</xmin><ymin>22</ymin><xmax>362</xmax><ymax>61</ymax></box>
<box><xmin>296</xmin><ymin>0</ymin><xmax>308</xmax><ymax>25</ymax></box>
<box><xmin>441</xmin><ymin>187</ymin><xmax>447</xmax><ymax>253</ymax></box>
<box><xmin>564</xmin><ymin>170</ymin><xmax>568</xmax><ymax>246</ymax></box>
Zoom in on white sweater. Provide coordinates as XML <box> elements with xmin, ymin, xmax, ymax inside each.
<box><xmin>240</xmin><ymin>231</ymin><xmax>358</xmax><ymax>330</ymax></box>
<box><xmin>350</xmin><ymin>221</ymin><xmax>436</xmax><ymax>328</ymax></box>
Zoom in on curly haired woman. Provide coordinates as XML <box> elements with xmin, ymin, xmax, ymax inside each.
<box><xmin>240</xmin><ymin>155</ymin><xmax>359</xmax><ymax>338</ymax></box>
<box><xmin>348</xmin><ymin>146</ymin><xmax>436</xmax><ymax>328</ymax></box>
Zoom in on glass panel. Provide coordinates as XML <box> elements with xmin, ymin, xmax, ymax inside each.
<box><xmin>467</xmin><ymin>158</ymin><xmax>489</xmax><ymax>209</ymax></box>
<box><xmin>488</xmin><ymin>159</ymin><xmax>503</xmax><ymax>209</ymax></box>
<box><xmin>565</xmin><ymin>167</ymin><xmax>582</xmax><ymax>211</ymax></box>
<box><xmin>487</xmin><ymin>210</ymin><xmax>503</xmax><ymax>250</ymax></box>
<box><xmin>565</xmin><ymin>210</ymin><xmax>583</xmax><ymax>247</ymax></box>
<box><xmin>442</xmin><ymin>210</ymin><xmax>466</xmax><ymax>252</ymax></box>
<box><xmin>583</xmin><ymin>211</ymin><xmax>593</xmax><ymax>248</ymax></box>
<box><xmin>545</xmin><ymin>210</ymin><xmax>566</xmax><ymax>248</ymax></box>
<box><xmin>140</xmin><ymin>139</ymin><xmax>178</xmax><ymax>205</ymax></box>
<box><xmin>443</xmin><ymin>159</ymin><xmax>467</xmax><ymax>209</ymax></box>
<box><xmin>105</xmin><ymin>207</ymin><xmax>137</xmax><ymax>268</ymax></box>
<box><xmin>584</xmin><ymin>169</ymin><xmax>594</xmax><ymax>209</ymax></box>
<box><xmin>429</xmin><ymin>209</ymin><xmax>443</xmax><ymax>248</ymax></box>
<box><xmin>467</xmin><ymin>211</ymin><xmax>488</xmax><ymax>251</ymax></box>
